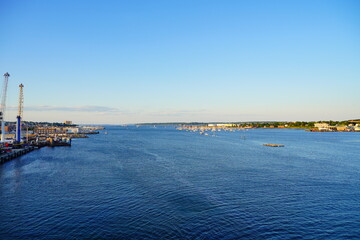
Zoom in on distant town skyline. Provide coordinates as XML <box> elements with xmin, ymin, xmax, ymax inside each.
<box><xmin>1</xmin><ymin>0</ymin><xmax>359</xmax><ymax>124</ymax></box>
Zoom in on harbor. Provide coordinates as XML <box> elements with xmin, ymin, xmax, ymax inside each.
<box><xmin>0</xmin><ymin>125</ymin><xmax>104</xmax><ymax>164</ymax></box>
<box><xmin>1</xmin><ymin>1</ymin><xmax>358</xmax><ymax>239</ymax></box>
<box><xmin>0</xmin><ymin>72</ymin><xmax>104</xmax><ymax>164</ymax></box>
<box><xmin>2</xmin><ymin>126</ymin><xmax>360</xmax><ymax>239</ymax></box>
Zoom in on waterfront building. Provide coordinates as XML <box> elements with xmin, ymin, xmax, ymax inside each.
<box><xmin>34</xmin><ymin>127</ymin><xmax>64</xmax><ymax>135</ymax></box>
<box><xmin>314</xmin><ymin>123</ymin><xmax>330</xmax><ymax>131</ymax></box>
<box><xmin>336</xmin><ymin>126</ymin><xmax>347</xmax><ymax>131</ymax></box>
<box><xmin>217</xmin><ymin>124</ymin><xmax>234</xmax><ymax>127</ymax></box>
<box><xmin>65</xmin><ymin>127</ymin><xmax>79</xmax><ymax>133</ymax></box>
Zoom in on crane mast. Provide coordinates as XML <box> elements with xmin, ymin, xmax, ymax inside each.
<box><xmin>1</xmin><ymin>72</ymin><xmax>10</xmax><ymax>143</ymax></box>
<box><xmin>16</xmin><ymin>84</ymin><xmax>24</xmax><ymax>142</ymax></box>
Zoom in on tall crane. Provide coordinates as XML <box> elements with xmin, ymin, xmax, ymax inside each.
<box><xmin>1</xmin><ymin>72</ymin><xmax>10</xmax><ymax>143</ymax></box>
<box><xmin>16</xmin><ymin>84</ymin><xmax>24</xmax><ymax>142</ymax></box>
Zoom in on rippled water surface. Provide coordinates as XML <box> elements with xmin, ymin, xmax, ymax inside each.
<box><xmin>1</xmin><ymin>126</ymin><xmax>360</xmax><ymax>239</ymax></box>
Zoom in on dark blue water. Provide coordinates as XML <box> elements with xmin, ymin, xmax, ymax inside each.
<box><xmin>0</xmin><ymin>126</ymin><xmax>359</xmax><ymax>239</ymax></box>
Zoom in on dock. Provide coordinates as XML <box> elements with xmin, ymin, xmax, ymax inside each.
<box><xmin>0</xmin><ymin>146</ymin><xmax>35</xmax><ymax>164</ymax></box>
<box><xmin>263</xmin><ymin>144</ymin><xmax>285</xmax><ymax>147</ymax></box>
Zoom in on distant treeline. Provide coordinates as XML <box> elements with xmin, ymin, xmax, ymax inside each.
<box><xmin>222</xmin><ymin>120</ymin><xmax>357</xmax><ymax>129</ymax></box>
<box><xmin>138</xmin><ymin>119</ymin><xmax>359</xmax><ymax>129</ymax></box>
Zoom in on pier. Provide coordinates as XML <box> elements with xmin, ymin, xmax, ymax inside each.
<box><xmin>0</xmin><ymin>124</ymin><xmax>103</xmax><ymax>164</ymax></box>
<box><xmin>0</xmin><ymin>146</ymin><xmax>35</xmax><ymax>164</ymax></box>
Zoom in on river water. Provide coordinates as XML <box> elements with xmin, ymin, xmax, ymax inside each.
<box><xmin>0</xmin><ymin>126</ymin><xmax>359</xmax><ymax>239</ymax></box>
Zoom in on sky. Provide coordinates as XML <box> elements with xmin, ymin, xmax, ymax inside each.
<box><xmin>0</xmin><ymin>0</ymin><xmax>359</xmax><ymax>124</ymax></box>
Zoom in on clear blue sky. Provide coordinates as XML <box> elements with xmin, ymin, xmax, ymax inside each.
<box><xmin>0</xmin><ymin>0</ymin><xmax>359</xmax><ymax>124</ymax></box>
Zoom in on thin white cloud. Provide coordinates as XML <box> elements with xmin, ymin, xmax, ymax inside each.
<box><xmin>8</xmin><ymin>105</ymin><xmax>121</xmax><ymax>113</ymax></box>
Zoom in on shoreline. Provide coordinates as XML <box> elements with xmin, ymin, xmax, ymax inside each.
<box><xmin>175</xmin><ymin>125</ymin><xmax>359</xmax><ymax>132</ymax></box>
<box><xmin>0</xmin><ymin>127</ymin><xmax>104</xmax><ymax>165</ymax></box>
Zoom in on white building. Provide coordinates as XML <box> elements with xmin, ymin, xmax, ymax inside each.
<box><xmin>314</xmin><ymin>123</ymin><xmax>330</xmax><ymax>131</ymax></box>
<box><xmin>208</xmin><ymin>123</ymin><xmax>234</xmax><ymax>127</ymax></box>
<box><xmin>65</xmin><ymin>127</ymin><xmax>79</xmax><ymax>133</ymax></box>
